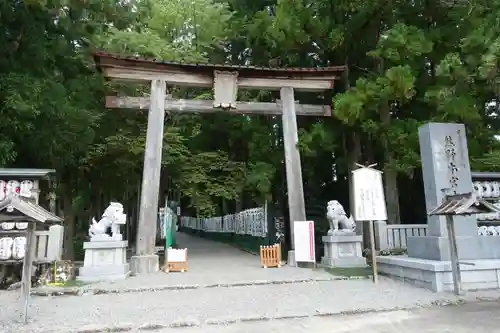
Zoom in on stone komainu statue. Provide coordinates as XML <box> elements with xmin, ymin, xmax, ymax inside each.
<box><xmin>88</xmin><ymin>202</ymin><xmax>127</xmax><ymax>241</ymax></box>
<box><xmin>326</xmin><ymin>200</ymin><xmax>356</xmax><ymax>235</ymax></box>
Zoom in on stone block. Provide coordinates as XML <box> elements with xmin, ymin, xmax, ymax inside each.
<box><xmin>377</xmin><ymin>255</ymin><xmax>500</xmax><ymax>292</ymax></box>
<box><xmin>321</xmin><ymin>235</ymin><xmax>366</xmax><ymax>268</ymax></box>
<box><xmin>77</xmin><ymin>240</ymin><xmax>130</xmax><ymax>282</ymax></box>
<box><xmin>130</xmin><ymin>254</ymin><xmax>159</xmax><ymax>275</ymax></box>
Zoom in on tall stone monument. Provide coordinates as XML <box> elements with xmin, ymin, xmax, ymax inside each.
<box><xmin>377</xmin><ymin>123</ymin><xmax>500</xmax><ymax>292</ymax></box>
<box><xmin>407</xmin><ymin>123</ymin><xmax>481</xmax><ymax>260</ymax></box>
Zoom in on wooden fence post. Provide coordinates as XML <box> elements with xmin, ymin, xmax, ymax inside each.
<box><xmin>374</xmin><ymin>220</ymin><xmax>388</xmax><ymax>250</ymax></box>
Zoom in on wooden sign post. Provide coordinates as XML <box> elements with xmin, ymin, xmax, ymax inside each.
<box><xmin>352</xmin><ymin>163</ymin><xmax>387</xmax><ymax>283</ymax></box>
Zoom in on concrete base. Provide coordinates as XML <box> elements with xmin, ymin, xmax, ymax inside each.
<box><xmin>407</xmin><ymin>235</ymin><xmax>500</xmax><ymax>261</ymax></box>
<box><xmin>287</xmin><ymin>250</ymin><xmax>296</xmax><ymax>267</ymax></box>
<box><xmin>130</xmin><ymin>254</ymin><xmax>159</xmax><ymax>275</ymax></box>
<box><xmin>78</xmin><ymin>240</ymin><xmax>130</xmax><ymax>282</ymax></box>
<box><xmin>78</xmin><ymin>266</ymin><xmax>130</xmax><ymax>283</ymax></box>
<box><xmin>377</xmin><ymin>255</ymin><xmax>500</xmax><ymax>292</ymax></box>
<box><xmin>321</xmin><ymin>235</ymin><xmax>366</xmax><ymax>268</ymax></box>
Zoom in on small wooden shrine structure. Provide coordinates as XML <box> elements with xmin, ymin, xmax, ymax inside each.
<box><xmin>0</xmin><ymin>168</ymin><xmax>63</xmax><ymax>323</ymax></box>
<box><xmin>93</xmin><ymin>52</ymin><xmax>346</xmax><ymax>271</ymax></box>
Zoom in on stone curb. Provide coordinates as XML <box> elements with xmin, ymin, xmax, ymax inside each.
<box><xmin>30</xmin><ymin>275</ymin><xmax>371</xmax><ymax>297</ymax></box>
<box><xmin>65</xmin><ymin>296</ymin><xmax>499</xmax><ymax>333</ymax></box>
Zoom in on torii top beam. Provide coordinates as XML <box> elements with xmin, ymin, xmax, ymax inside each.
<box><xmin>93</xmin><ymin>52</ymin><xmax>346</xmax><ymax>92</ymax></box>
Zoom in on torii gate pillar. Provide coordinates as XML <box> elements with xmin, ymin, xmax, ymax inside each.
<box><xmin>130</xmin><ymin>79</ymin><xmax>166</xmax><ymax>274</ymax></box>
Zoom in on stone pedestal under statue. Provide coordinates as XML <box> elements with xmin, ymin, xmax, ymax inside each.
<box><xmin>78</xmin><ymin>240</ymin><xmax>130</xmax><ymax>282</ymax></box>
<box><xmin>321</xmin><ymin>235</ymin><xmax>366</xmax><ymax>268</ymax></box>
<box><xmin>77</xmin><ymin>202</ymin><xmax>131</xmax><ymax>282</ymax></box>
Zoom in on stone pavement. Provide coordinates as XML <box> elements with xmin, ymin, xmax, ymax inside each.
<box><xmin>34</xmin><ymin>232</ymin><xmax>336</xmax><ymax>296</ymax></box>
<box><xmin>153</xmin><ymin>301</ymin><xmax>500</xmax><ymax>333</ymax></box>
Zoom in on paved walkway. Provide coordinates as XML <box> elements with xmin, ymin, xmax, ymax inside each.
<box><xmin>71</xmin><ymin>232</ymin><xmax>334</xmax><ymax>293</ymax></box>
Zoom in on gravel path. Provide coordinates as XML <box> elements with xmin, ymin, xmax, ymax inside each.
<box><xmin>2</xmin><ymin>279</ymin><xmax>500</xmax><ymax>333</ymax></box>
<box><xmin>144</xmin><ymin>301</ymin><xmax>500</xmax><ymax>333</ymax></box>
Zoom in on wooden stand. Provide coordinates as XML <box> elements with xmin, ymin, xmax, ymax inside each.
<box><xmin>162</xmin><ymin>248</ymin><xmax>187</xmax><ymax>273</ymax></box>
<box><xmin>260</xmin><ymin>244</ymin><xmax>281</xmax><ymax>268</ymax></box>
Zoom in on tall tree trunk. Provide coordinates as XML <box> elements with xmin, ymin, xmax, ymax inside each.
<box><xmin>347</xmin><ymin>131</ymin><xmax>362</xmax><ymax>232</ymax></box>
<box><xmin>376</xmin><ymin>56</ymin><xmax>401</xmax><ymax>225</ymax></box>
<box><xmin>62</xmin><ymin>189</ymin><xmax>75</xmax><ymax>260</ymax></box>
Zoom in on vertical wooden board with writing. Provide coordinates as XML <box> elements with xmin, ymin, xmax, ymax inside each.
<box><xmin>352</xmin><ymin>167</ymin><xmax>387</xmax><ymax>222</ymax></box>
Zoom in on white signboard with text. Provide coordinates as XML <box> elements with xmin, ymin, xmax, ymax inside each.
<box><xmin>293</xmin><ymin>221</ymin><xmax>316</xmax><ymax>263</ymax></box>
<box><xmin>352</xmin><ymin>166</ymin><xmax>387</xmax><ymax>221</ymax></box>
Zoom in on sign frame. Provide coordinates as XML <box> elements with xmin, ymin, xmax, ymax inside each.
<box><xmin>293</xmin><ymin>220</ymin><xmax>316</xmax><ymax>263</ymax></box>
<box><xmin>352</xmin><ymin>164</ymin><xmax>388</xmax><ymax>222</ymax></box>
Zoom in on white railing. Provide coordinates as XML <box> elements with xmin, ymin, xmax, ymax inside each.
<box><xmin>374</xmin><ymin>220</ymin><xmax>500</xmax><ymax>250</ymax></box>
<box><xmin>180</xmin><ymin>206</ymin><xmax>268</xmax><ymax>237</ymax></box>
<box><xmin>374</xmin><ymin>221</ymin><xmax>427</xmax><ymax>250</ymax></box>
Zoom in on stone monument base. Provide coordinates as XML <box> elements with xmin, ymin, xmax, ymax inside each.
<box><xmin>377</xmin><ymin>255</ymin><xmax>500</xmax><ymax>292</ymax></box>
<box><xmin>407</xmin><ymin>235</ymin><xmax>500</xmax><ymax>261</ymax></box>
<box><xmin>77</xmin><ymin>240</ymin><xmax>130</xmax><ymax>282</ymax></box>
<box><xmin>130</xmin><ymin>254</ymin><xmax>159</xmax><ymax>275</ymax></box>
<box><xmin>321</xmin><ymin>235</ymin><xmax>366</xmax><ymax>268</ymax></box>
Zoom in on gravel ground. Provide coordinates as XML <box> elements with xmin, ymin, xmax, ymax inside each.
<box><xmin>2</xmin><ymin>279</ymin><xmax>500</xmax><ymax>333</ymax></box>
<box><xmin>145</xmin><ymin>301</ymin><xmax>500</xmax><ymax>333</ymax></box>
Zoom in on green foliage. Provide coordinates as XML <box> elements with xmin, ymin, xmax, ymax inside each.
<box><xmin>4</xmin><ymin>0</ymin><xmax>500</xmax><ymax>249</ymax></box>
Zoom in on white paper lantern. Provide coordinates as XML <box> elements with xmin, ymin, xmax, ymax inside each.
<box><xmin>0</xmin><ymin>237</ymin><xmax>14</xmax><ymax>260</ymax></box>
<box><xmin>15</xmin><ymin>222</ymin><xmax>28</xmax><ymax>230</ymax></box>
<box><xmin>12</xmin><ymin>237</ymin><xmax>26</xmax><ymax>259</ymax></box>
<box><xmin>0</xmin><ymin>181</ymin><xmax>6</xmax><ymax>201</ymax></box>
<box><xmin>19</xmin><ymin>180</ymin><xmax>34</xmax><ymax>198</ymax></box>
<box><xmin>1</xmin><ymin>222</ymin><xmax>15</xmax><ymax>230</ymax></box>
<box><xmin>6</xmin><ymin>180</ymin><xmax>20</xmax><ymax>197</ymax></box>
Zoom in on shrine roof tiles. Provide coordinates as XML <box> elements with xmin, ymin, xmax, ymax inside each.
<box><xmin>93</xmin><ymin>51</ymin><xmax>347</xmax><ymax>77</ymax></box>
<box><xmin>0</xmin><ymin>196</ymin><xmax>62</xmax><ymax>223</ymax></box>
<box><xmin>428</xmin><ymin>193</ymin><xmax>500</xmax><ymax>216</ymax></box>
<box><xmin>0</xmin><ymin>168</ymin><xmax>55</xmax><ymax>178</ymax></box>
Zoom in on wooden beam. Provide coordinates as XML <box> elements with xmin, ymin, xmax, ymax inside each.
<box><xmin>21</xmin><ymin>222</ymin><xmax>35</xmax><ymax>323</ymax></box>
<box><xmin>104</xmin><ymin>68</ymin><xmax>212</xmax><ymax>87</ymax></box>
<box><xmin>105</xmin><ymin>97</ymin><xmax>332</xmax><ymax>117</ymax></box>
<box><xmin>238</xmin><ymin>77</ymin><xmax>334</xmax><ymax>91</ymax></box>
<box><xmin>280</xmin><ymin>86</ymin><xmax>306</xmax><ymax>261</ymax></box>
<box><xmin>102</xmin><ymin>67</ymin><xmax>335</xmax><ymax>91</ymax></box>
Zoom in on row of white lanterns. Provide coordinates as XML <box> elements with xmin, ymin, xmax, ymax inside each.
<box><xmin>473</xmin><ymin>181</ymin><xmax>500</xmax><ymax>198</ymax></box>
<box><xmin>478</xmin><ymin>226</ymin><xmax>500</xmax><ymax>236</ymax></box>
<box><xmin>0</xmin><ymin>180</ymin><xmax>34</xmax><ymax>201</ymax></box>
<box><xmin>0</xmin><ymin>237</ymin><xmax>26</xmax><ymax>260</ymax></box>
<box><xmin>473</xmin><ymin>181</ymin><xmax>500</xmax><ymax>221</ymax></box>
<box><xmin>1</xmin><ymin>222</ymin><xmax>28</xmax><ymax>230</ymax></box>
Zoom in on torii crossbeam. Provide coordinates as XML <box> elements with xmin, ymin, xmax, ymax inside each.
<box><xmin>93</xmin><ymin>52</ymin><xmax>346</xmax><ymax>273</ymax></box>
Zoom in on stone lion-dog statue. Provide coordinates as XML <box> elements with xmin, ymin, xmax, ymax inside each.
<box><xmin>326</xmin><ymin>200</ymin><xmax>356</xmax><ymax>235</ymax></box>
<box><xmin>88</xmin><ymin>202</ymin><xmax>127</xmax><ymax>241</ymax></box>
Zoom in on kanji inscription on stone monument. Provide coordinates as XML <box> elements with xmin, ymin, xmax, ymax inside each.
<box><xmin>444</xmin><ymin>134</ymin><xmax>459</xmax><ymax>194</ymax></box>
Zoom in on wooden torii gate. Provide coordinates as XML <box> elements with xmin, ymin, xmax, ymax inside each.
<box><xmin>93</xmin><ymin>52</ymin><xmax>345</xmax><ymax>273</ymax></box>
